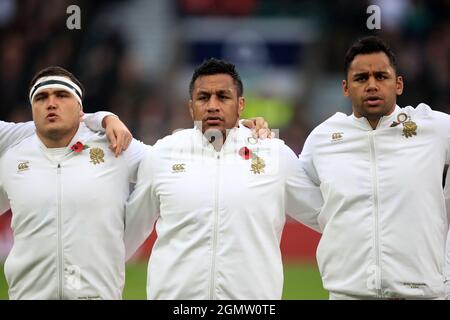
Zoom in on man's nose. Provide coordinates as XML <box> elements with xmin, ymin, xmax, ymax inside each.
<box><xmin>46</xmin><ymin>95</ymin><xmax>57</xmax><ymax>109</ymax></box>
<box><xmin>206</xmin><ymin>95</ymin><xmax>220</xmax><ymax>112</ymax></box>
<box><xmin>366</xmin><ymin>76</ymin><xmax>379</xmax><ymax>91</ymax></box>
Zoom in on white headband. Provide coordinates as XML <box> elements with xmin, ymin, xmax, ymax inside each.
<box><xmin>29</xmin><ymin>76</ymin><xmax>83</xmax><ymax>106</ymax></box>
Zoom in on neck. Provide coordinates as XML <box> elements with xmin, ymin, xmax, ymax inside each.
<box><xmin>38</xmin><ymin>135</ymin><xmax>74</xmax><ymax>148</ymax></box>
<box><xmin>204</xmin><ymin>130</ymin><xmax>225</xmax><ymax>152</ymax></box>
<box><xmin>203</xmin><ymin>127</ymin><xmax>237</xmax><ymax>152</ymax></box>
<box><xmin>37</xmin><ymin>128</ymin><xmax>78</xmax><ymax>148</ymax></box>
<box><xmin>354</xmin><ymin>105</ymin><xmax>397</xmax><ymax>130</ymax></box>
<box><xmin>368</xmin><ymin>119</ymin><xmax>379</xmax><ymax>130</ymax></box>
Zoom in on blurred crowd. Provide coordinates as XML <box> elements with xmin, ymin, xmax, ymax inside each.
<box><xmin>0</xmin><ymin>0</ymin><xmax>449</xmax><ymax>153</ymax></box>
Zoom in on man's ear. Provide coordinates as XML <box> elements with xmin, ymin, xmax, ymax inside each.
<box><xmin>396</xmin><ymin>76</ymin><xmax>404</xmax><ymax>96</ymax></box>
<box><xmin>79</xmin><ymin>103</ymin><xmax>84</xmax><ymax>118</ymax></box>
<box><xmin>188</xmin><ymin>100</ymin><xmax>194</xmax><ymax>120</ymax></box>
<box><xmin>342</xmin><ymin>79</ymin><xmax>349</xmax><ymax>97</ymax></box>
<box><xmin>237</xmin><ymin>97</ymin><xmax>245</xmax><ymax>118</ymax></box>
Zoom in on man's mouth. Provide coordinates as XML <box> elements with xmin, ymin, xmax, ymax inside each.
<box><xmin>46</xmin><ymin>113</ymin><xmax>58</xmax><ymax>121</ymax></box>
<box><xmin>205</xmin><ymin>116</ymin><xmax>223</xmax><ymax>125</ymax></box>
<box><xmin>364</xmin><ymin>96</ymin><xmax>383</xmax><ymax>106</ymax></box>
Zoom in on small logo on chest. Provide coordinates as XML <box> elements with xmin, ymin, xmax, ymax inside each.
<box><xmin>89</xmin><ymin>148</ymin><xmax>105</xmax><ymax>165</ymax></box>
<box><xmin>250</xmin><ymin>156</ymin><xmax>265</xmax><ymax>174</ymax></box>
<box><xmin>331</xmin><ymin>132</ymin><xmax>344</xmax><ymax>142</ymax></box>
<box><xmin>172</xmin><ymin>163</ymin><xmax>186</xmax><ymax>173</ymax></box>
<box><xmin>390</xmin><ymin>113</ymin><xmax>418</xmax><ymax>138</ymax></box>
<box><xmin>17</xmin><ymin>161</ymin><xmax>30</xmax><ymax>172</ymax></box>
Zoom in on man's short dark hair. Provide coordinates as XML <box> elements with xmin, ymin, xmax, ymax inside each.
<box><xmin>29</xmin><ymin>66</ymin><xmax>84</xmax><ymax>95</ymax></box>
<box><xmin>189</xmin><ymin>58</ymin><xmax>243</xmax><ymax>98</ymax></box>
<box><xmin>344</xmin><ymin>36</ymin><xmax>397</xmax><ymax>78</ymax></box>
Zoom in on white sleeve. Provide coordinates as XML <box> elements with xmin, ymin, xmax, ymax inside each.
<box><xmin>298</xmin><ymin>133</ymin><xmax>321</xmax><ymax>185</ymax></box>
<box><xmin>446</xmin><ymin>242</ymin><xmax>450</xmax><ymax>299</ymax></box>
<box><xmin>431</xmin><ymin>108</ymin><xmax>450</xmax><ymax>165</ymax></box>
<box><xmin>445</xmin><ymin>166</ymin><xmax>450</xmax><ymax>225</ymax></box>
<box><xmin>124</xmin><ymin>139</ymin><xmax>151</xmax><ymax>184</ymax></box>
<box><xmin>446</xmin><ymin>229</ymin><xmax>450</xmax><ymax>299</ymax></box>
<box><xmin>0</xmin><ymin>158</ymin><xmax>10</xmax><ymax>215</ymax></box>
<box><xmin>0</xmin><ymin>190</ymin><xmax>9</xmax><ymax>216</ymax></box>
<box><xmin>0</xmin><ymin>187</ymin><xmax>8</xmax><ymax>215</ymax></box>
<box><xmin>283</xmin><ymin>142</ymin><xmax>322</xmax><ymax>232</ymax></box>
<box><xmin>443</xmin><ymin>115</ymin><xmax>450</xmax><ymax>166</ymax></box>
<box><xmin>0</xmin><ymin>121</ymin><xmax>35</xmax><ymax>156</ymax></box>
<box><xmin>434</xmin><ymin>109</ymin><xmax>450</xmax><ymax>298</ymax></box>
<box><xmin>124</xmin><ymin>148</ymin><xmax>160</xmax><ymax>260</ymax></box>
<box><xmin>82</xmin><ymin>111</ymin><xmax>116</xmax><ymax>132</ymax></box>
<box><xmin>445</xmin><ymin>168</ymin><xmax>450</xmax><ymax>299</ymax></box>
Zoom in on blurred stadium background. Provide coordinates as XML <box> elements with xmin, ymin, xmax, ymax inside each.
<box><xmin>0</xmin><ymin>0</ymin><xmax>449</xmax><ymax>299</ymax></box>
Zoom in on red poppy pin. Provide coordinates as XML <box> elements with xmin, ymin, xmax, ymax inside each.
<box><xmin>239</xmin><ymin>146</ymin><xmax>252</xmax><ymax>160</ymax></box>
<box><xmin>70</xmin><ymin>141</ymin><xmax>89</xmax><ymax>153</ymax></box>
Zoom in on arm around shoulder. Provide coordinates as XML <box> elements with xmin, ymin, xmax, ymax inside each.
<box><xmin>82</xmin><ymin>112</ymin><xmax>115</xmax><ymax>132</ymax></box>
<box><xmin>282</xmin><ymin>143</ymin><xmax>322</xmax><ymax>232</ymax></box>
<box><xmin>124</xmin><ymin>147</ymin><xmax>160</xmax><ymax>260</ymax></box>
<box><xmin>124</xmin><ymin>139</ymin><xmax>151</xmax><ymax>184</ymax></box>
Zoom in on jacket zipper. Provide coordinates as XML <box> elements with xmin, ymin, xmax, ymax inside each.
<box><xmin>57</xmin><ymin>163</ymin><xmax>63</xmax><ymax>299</ymax></box>
<box><xmin>209</xmin><ymin>153</ymin><xmax>220</xmax><ymax>300</ymax></box>
<box><xmin>369</xmin><ymin>133</ymin><xmax>382</xmax><ymax>297</ymax></box>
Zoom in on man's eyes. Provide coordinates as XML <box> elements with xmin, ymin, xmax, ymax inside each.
<box><xmin>196</xmin><ymin>93</ymin><xmax>230</xmax><ymax>100</ymax></box>
<box><xmin>353</xmin><ymin>74</ymin><xmax>388</xmax><ymax>81</ymax></box>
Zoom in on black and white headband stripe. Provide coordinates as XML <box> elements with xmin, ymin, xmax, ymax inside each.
<box><xmin>29</xmin><ymin>76</ymin><xmax>83</xmax><ymax>106</ymax></box>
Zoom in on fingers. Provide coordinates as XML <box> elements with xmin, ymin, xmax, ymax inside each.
<box><xmin>251</xmin><ymin>127</ymin><xmax>273</xmax><ymax>140</ymax></box>
<box><xmin>253</xmin><ymin>117</ymin><xmax>271</xmax><ymax>140</ymax></box>
<box><xmin>122</xmin><ymin>131</ymin><xmax>132</xmax><ymax>150</ymax></box>
<box><xmin>110</xmin><ymin>130</ymin><xmax>132</xmax><ymax>157</ymax></box>
<box><xmin>104</xmin><ymin>116</ymin><xmax>133</xmax><ymax>157</ymax></box>
<box><xmin>254</xmin><ymin>117</ymin><xmax>268</xmax><ymax>130</ymax></box>
<box><xmin>253</xmin><ymin>128</ymin><xmax>274</xmax><ymax>140</ymax></box>
<box><xmin>114</xmin><ymin>129</ymin><xmax>125</xmax><ymax>157</ymax></box>
<box><xmin>109</xmin><ymin>143</ymin><xmax>123</xmax><ymax>157</ymax></box>
<box><xmin>258</xmin><ymin>128</ymin><xmax>269</xmax><ymax>140</ymax></box>
<box><xmin>241</xmin><ymin>117</ymin><xmax>273</xmax><ymax>139</ymax></box>
<box><xmin>114</xmin><ymin>144</ymin><xmax>123</xmax><ymax>157</ymax></box>
<box><xmin>107</xmin><ymin>129</ymin><xmax>118</xmax><ymax>155</ymax></box>
<box><xmin>241</xmin><ymin>119</ymin><xmax>255</xmax><ymax>129</ymax></box>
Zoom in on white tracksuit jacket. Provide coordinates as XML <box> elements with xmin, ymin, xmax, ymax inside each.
<box><xmin>0</xmin><ymin>123</ymin><xmax>146</xmax><ymax>299</ymax></box>
<box><xmin>124</xmin><ymin>126</ymin><xmax>322</xmax><ymax>300</ymax></box>
<box><xmin>0</xmin><ymin>112</ymin><xmax>114</xmax><ymax>214</ymax></box>
<box><xmin>300</xmin><ymin>103</ymin><xmax>450</xmax><ymax>299</ymax></box>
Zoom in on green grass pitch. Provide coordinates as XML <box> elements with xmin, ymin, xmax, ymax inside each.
<box><xmin>0</xmin><ymin>262</ymin><xmax>328</xmax><ymax>300</ymax></box>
